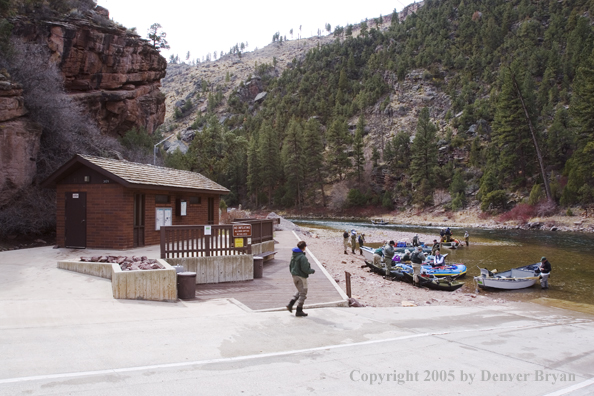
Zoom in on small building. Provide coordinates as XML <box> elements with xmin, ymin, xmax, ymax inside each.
<box><xmin>42</xmin><ymin>154</ymin><xmax>229</xmax><ymax>250</ymax></box>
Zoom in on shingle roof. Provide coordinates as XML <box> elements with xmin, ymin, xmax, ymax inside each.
<box><xmin>79</xmin><ymin>154</ymin><xmax>230</xmax><ymax>193</ymax></box>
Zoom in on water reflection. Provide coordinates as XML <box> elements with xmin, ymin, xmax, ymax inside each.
<box><xmin>292</xmin><ymin>219</ymin><xmax>594</xmax><ymax>305</ymax></box>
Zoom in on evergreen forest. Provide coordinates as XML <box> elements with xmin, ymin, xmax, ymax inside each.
<box><xmin>164</xmin><ymin>0</ymin><xmax>594</xmax><ymax>216</ymax></box>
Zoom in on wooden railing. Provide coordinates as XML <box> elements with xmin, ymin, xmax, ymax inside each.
<box><xmin>160</xmin><ymin>225</ymin><xmax>251</xmax><ymax>259</ymax></box>
<box><xmin>233</xmin><ymin>218</ymin><xmax>279</xmax><ymax>245</ymax></box>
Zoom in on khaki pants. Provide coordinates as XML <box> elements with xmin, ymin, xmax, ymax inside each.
<box><xmin>292</xmin><ymin>275</ymin><xmax>308</xmax><ymax>306</ymax></box>
<box><xmin>412</xmin><ymin>263</ymin><xmax>421</xmax><ymax>284</ymax></box>
<box><xmin>343</xmin><ymin>238</ymin><xmax>349</xmax><ymax>251</ymax></box>
<box><xmin>373</xmin><ymin>254</ymin><xmax>382</xmax><ymax>267</ymax></box>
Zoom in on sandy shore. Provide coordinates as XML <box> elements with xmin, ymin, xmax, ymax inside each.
<box><xmin>290</xmin><ymin>222</ymin><xmax>505</xmax><ymax>308</ymax></box>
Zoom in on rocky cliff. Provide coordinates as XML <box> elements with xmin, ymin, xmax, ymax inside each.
<box><xmin>0</xmin><ymin>71</ymin><xmax>42</xmax><ymax>206</ymax></box>
<box><xmin>1</xmin><ymin>7</ymin><xmax>167</xmax><ymax>209</ymax></box>
<box><xmin>10</xmin><ymin>9</ymin><xmax>167</xmax><ymax>136</ymax></box>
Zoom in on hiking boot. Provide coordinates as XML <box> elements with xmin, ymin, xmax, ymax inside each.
<box><xmin>286</xmin><ymin>299</ymin><xmax>296</xmax><ymax>313</ymax></box>
<box><xmin>296</xmin><ymin>306</ymin><xmax>308</xmax><ymax>317</ymax></box>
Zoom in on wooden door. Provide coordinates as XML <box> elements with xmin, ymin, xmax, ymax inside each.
<box><xmin>133</xmin><ymin>193</ymin><xmax>145</xmax><ymax>247</ymax></box>
<box><xmin>65</xmin><ymin>192</ymin><xmax>86</xmax><ymax>248</ymax></box>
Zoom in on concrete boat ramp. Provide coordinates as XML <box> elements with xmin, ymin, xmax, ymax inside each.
<box><xmin>1</xmin><ymin>231</ymin><xmax>593</xmax><ymax>395</ymax></box>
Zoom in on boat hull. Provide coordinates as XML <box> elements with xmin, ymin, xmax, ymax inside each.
<box><xmin>474</xmin><ymin>277</ymin><xmax>537</xmax><ymax>290</ymax></box>
<box><xmin>395</xmin><ymin>263</ymin><xmax>467</xmax><ymax>278</ymax></box>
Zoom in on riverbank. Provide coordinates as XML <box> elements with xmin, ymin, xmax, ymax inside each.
<box><xmin>287</xmin><ymin>221</ymin><xmax>502</xmax><ymax>309</ymax></box>
<box><xmin>275</xmin><ymin>203</ymin><xmax>594</xmax><ymax>233</ymax></box>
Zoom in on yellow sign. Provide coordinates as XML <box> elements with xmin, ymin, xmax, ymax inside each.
<box><xmin>235</xmin><ymin>238</ymin><xmax>244</xmax><ymax>248</ymax></box>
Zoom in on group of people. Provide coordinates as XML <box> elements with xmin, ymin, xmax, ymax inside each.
<box><xmin>343</xmin><ymin>229</ymin><xmax>366</xmax><ymax>255</ymax></box>
<box><xmin>286</xmin><ymin>230</ymin><xmax>554</xmax><ymax>318</ymax></box>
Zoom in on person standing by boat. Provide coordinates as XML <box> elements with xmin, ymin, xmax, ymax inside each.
<box><xmin>342</xmin><ymin>230</ymin><xmax>349</xmax><ymax>254</ymax></box>
<box><xmin>286</xmin><ymin>241</ymin><xmax>315</xmax><ymax>317</ymax></box>
<box><xmin>383</xmin><ymin>241</ymin><xmax>396</xmax><ymax>276</ymax></box>
<box><xmin>464</xmin><ymin>231</ymin><xmax>469</xmax><ymax>246</ymax></box>
<box><xmin>373</xmin><ymin>245</ymin><xmax>384</xmax><ymax>268</ymax></box>
<box><xmin>350</xmin><ymin>230</ymin><xmax>357</xmax><ymax>254</ymax></box>
<box><xmin>445</xmin><ymin>227</ymin><xmax>452</xmax><ymax>242</ymax></box>
<box><xmin>431</xmin><ymin>239</ymin><xmax>441</xmax><ymax>255</ymax></box>
<box><xmin>412</xmin><ymin>234</ymin><xmax>419</xmax><ymax>247</ymax></box>
<box><xmin>432</xmin><ymin>250</ymin><xmax>445</xmax><ymax>267</ymax></box>
<box><xmin>539</xmin><ymin>257</ymin><xmax>552</xmax><ymax>289</ymax></box>
<box><xmin>411</xmin><ymin>246</ymin><xmax>425</xmax><ymax>286</ymax></box>
<box><xmin>357</xmin><ymin>233</ymin><xmax>366</xmax><ymax>255</ymax></box>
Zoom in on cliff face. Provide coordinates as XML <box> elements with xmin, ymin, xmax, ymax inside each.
<box><xmin>11</xmin><ymin>11</ymin><xmax>167</xmax><ymax>136</ymax></box>
<box><xmin>0</xmin><ymin>8</ymin><xmax>167</xmax><ymax>208</ymax></box>
<box><xmin>0</xmin><ymin>71</ymin><xmax>43</xmax><ymax>206</ymax></box>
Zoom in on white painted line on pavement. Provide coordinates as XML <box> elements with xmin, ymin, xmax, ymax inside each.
<box><xmin>292</xmin><ymin>230</ymin><xmax>349</xmax><ymax>301</ymax></box>
<box><xmin>0</xmin><ymin>321</ymin><xmax>582</xmax><ymax>385</ymax></box>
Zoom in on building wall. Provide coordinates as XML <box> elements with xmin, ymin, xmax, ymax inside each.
<box><xmin>143</xmin><ymin>190</ymin><xmax>220</xmax><ymax>246</ymax></box>
<box><xmin>56</xmin><ymin>182</ymin><xmax>221</xmax><ymax>250</ymax></box>
<box><xmin>57</xmin><ymin>183</ymin><xmax>132</xmax><ymax>249</ymax></box>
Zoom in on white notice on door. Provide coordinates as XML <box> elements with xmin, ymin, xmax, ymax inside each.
<box><xmin>155</xmin><ymin>208</ymin><xmax>172</xmax><ymax>230</ymax></box>
<box><xmin>72</xmin><ymin>193</ymin><xmax>79</xmax><ymax>198</ymax></box>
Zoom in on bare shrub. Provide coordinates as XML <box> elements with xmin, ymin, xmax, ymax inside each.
<box><xmin>0</xmin><ymin>186</ymin><xmax>55</xmax><ymax>237</ymax></box>
<box><xmin>3</xmin><ymin>40</ymin><xmax>122</xmax><ymax>180</ymax></box>
<box><xmin>536</xmin><ymin>200</ymin><xmax>557</xmax><ymax>217</ymax></box>
<box><xmin>497</xmin><ymin>203</ymin><xmax>535</xmax><ymax>224</ymax></box>
<box><xmin>328</xmin><ymin>181</ymin><xmax>349</xmax><ymax>210</ymax></box>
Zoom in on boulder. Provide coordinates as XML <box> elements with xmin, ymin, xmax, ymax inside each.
<box><xmin>166</xmin><ymin>140</ymin><xmax>188</xmax><ymax>154</ymax></box>
<box><xmin>254</xmin><ymin>91</ymin><xmax>267</xmax><ymax>103</ymax></box>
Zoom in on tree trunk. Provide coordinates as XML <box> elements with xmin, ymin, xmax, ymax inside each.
<box><xmin>510</xmin><ymin>71</ymin><xmax>553</xmax><ymax>202</ymax></box>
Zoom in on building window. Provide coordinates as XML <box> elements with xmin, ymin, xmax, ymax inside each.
<box><xmin>189</xmin><ymin>196</ymin><xmax>201</xmax><ymax>204</ymax></box>
<box><xmin>155</xmin><ymin>194</ymin><xmax>170</xmax><ymax>204</ymax></box>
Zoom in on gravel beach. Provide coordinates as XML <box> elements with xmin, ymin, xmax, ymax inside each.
<box><xmin>280</xmin><ymin>219</ymin><xmax>506</xmax><ymax>308</ymax></box>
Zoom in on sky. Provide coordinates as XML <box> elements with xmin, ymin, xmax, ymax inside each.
<box><xmin>96</xmin><ymin>0</ymin><xmax>413</xmax><ymax>62</ymax></box>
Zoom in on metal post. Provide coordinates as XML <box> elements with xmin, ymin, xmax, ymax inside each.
<box><xmin>153</xmin><ymin>135</ymin><xmax>171</xmax><ymax>165</ymax></box>
<box><xmin>345</xmin><ymin>271</ymin><xmax>352</xmax><ymax>298</ymax></box>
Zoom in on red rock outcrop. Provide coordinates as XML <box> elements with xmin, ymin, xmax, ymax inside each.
<box><xmin>0</xmin><ymin>71</ymin><xmax>43</xmax><ymax>206</ymax></box>
<box><xmin>11</xmin><ymin>9</ymin><xmax>167</xmax><ymax>136</ymax></box>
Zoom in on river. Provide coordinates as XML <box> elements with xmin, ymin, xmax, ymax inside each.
<box><xmin>291</xmin><ymin>219</ymin><xmax>594</xmax><ymax>306</ymax></box>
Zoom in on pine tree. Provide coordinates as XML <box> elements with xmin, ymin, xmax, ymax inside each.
<box><xmin>410</xmin><ymin>107</ymin><xmax>438</xmax><ymax>205</ymax></box>
<box><xmin>562</xmin><ymin>48</ymin><xmax>594</xmax><ymax>204</ymax></box>
<box><xmin>282</xmin><ymin>118</ymin><xmax>305</xmax><ymax>208</ymax></box>
<box><xmin>258</xmin><ymin>121</ymin><xmax>281</xmax><ymax>205</ymax></box>
<box><xmin>303</xmin><ymin>118</ymin><xmax>327</xmax><ymax>206</ymax></box>
<box><xmin>326</xmin><ymin>117</ymin><xmax>351</xmax><ymax>180</ymax></box>
<box><xmin>491</xmin><ymin>68</ymin><xmax>535</xmax><ymax>187</ymax></box>
<box><xmin>247</xmin><ymin>130</ymin><xmax>262</xmax><ymax>207</ymax></box>
<box><xmin>353</xmin><ymin>116</ymin><xmax>365</xmax><ymax>182</ymax></box>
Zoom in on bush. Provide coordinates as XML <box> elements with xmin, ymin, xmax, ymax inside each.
<box><xmin>480</xmin><ymin>190</ymin><xmax>508</xmax><ymax>212</ymax></box>
<box><xmin>528</xmin><ymin>183</ymin><xmax>544</xmax><ymax>206</ymax></box>
<box><xmin>497</xmin><ymin>203</ymin><xmax>535</xmax><ymax>223</ymax></box>
<box><xmin>346</xmin><ymin>188</ymin><xmax>368</xmax><ymax>207</ymax></box>
<box><xmin>566</xmin><ymin>208</ymin><xmax>574</xmax><ymax>216</ymax></box>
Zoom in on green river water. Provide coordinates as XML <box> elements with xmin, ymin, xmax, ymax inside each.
<box><xmin>291</xmin><ymin>219</ymin><xmax>594</xmax><ymax>306</ymax></box>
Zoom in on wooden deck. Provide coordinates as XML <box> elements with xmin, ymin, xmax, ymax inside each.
<box><xmin>193</xmin><ymin>230</ymin><xmax>347</xmax><ymax>311</ymax></box>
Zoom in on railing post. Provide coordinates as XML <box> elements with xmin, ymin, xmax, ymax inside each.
<box><xmin>160</xmin><ymin>227</ymin><xmax>166</xmax><ymax>259</ymax></box>
<box><xmin>345</xmin><ymin>271</ymin><xmax>352</xmax><ymax>298</ymax></box>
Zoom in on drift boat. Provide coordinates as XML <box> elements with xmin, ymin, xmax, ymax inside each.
<box><xmin>407</xmin><ymin>273</ymin><xmax>465</xmax><ymax>291</ymax></box>
<box><xmin>474</xmin><ymin>264</ymin><xmax>540</xmax><ymax>290</ymax></box>
<box><xmin>395</xmin><ymin>261</ymin><xmax>467</xmax><ymax>277</ymax></box>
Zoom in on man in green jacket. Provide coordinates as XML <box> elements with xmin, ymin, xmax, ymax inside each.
<box><xmin>286</xmin><ymin>241</ymin><xmax>316</xmax><ymax>317</ymax></box>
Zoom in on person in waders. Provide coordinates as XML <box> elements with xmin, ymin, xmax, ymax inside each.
<box><xmin>286</xmin><ymin>241</ymin><xmax>315</xmax><ymax>317</ymax></box>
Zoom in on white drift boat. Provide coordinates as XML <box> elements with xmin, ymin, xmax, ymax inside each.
<box><xmin>474</xmin><ymin>264</ymin><xmax>540</xmax><ymax>290</ymax></box>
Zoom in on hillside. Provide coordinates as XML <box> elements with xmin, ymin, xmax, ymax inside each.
<box><xmin>156</xmin><ymin>0</ymin><xmax>594</xmax><ymax>220</ymax></box>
